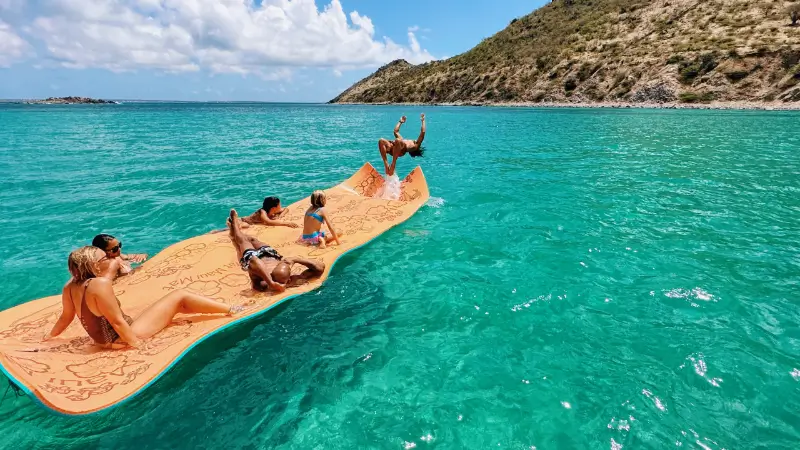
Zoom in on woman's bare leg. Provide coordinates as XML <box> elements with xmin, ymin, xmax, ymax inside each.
<box><xmin>131</xmin><ymin>290</ymin><xmax>234</xmax><ymax>339</ymax></box>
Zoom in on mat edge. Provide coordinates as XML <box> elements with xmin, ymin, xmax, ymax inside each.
<box><xmin>0</xmin><ymin>165</ymin><xmax>430</xmax><ymax>416</ymax></box>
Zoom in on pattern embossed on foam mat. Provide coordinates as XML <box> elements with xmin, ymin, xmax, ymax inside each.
<box><xmin>0</xmin><ymin>163</ymin><xmax>429</xmax><ymax>415</ymax></box>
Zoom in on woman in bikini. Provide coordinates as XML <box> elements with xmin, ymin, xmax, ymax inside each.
<box><xmin>300</xmin><ymin>191</ymin><xmax>340</xmax><ymax>249</ymax></box>
<box><xmin>43</xmin><ymin>246</ymin><xmax>248</xmax><ymax>348</ymax></box>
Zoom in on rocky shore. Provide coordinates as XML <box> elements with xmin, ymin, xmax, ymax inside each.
<box><xmin>334</xmin><ymin>100</ymin><xmax>800</xmax><ymax>111</ymax></box>
<box><xmin>22</xmin><ymin>96</ymin><xmax>119</xmax><ymax>105</ymax></box>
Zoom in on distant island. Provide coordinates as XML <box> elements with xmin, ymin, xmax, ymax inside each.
<box><xmin>23</xmin><ymin>96</ymin><xmax>119</xmax><ymax>105</ymax></box>
<box><xmin>331</xmin><ymin>0</ymin><xmax>800</xmax><ymax>109</ymax></box>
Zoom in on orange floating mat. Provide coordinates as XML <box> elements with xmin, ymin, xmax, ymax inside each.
<box><xmin>0</xmin><ymin>163</ymin><xmax>429</xmax><ymax>415</ymax></box>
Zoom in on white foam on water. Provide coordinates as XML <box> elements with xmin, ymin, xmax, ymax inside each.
<box><xmin>377</xmin><ymin>174</ymin><xmax>401</xmax><ymax>200</ymax></box>
<box><xmin>426</xmin><ymin>197</ymin><xmax>445</xmax><ymax>208</ymax></box>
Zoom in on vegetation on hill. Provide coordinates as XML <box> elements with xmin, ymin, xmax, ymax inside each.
<box><xmin>330</xmin><ymin>0</ymin><xmax>800</xmax><ymax>105</ymax></box>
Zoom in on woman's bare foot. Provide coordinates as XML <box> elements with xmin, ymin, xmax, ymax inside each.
<box><xmin>228</xmin><ymin>300</ymin><xmax>256</xmax><ymax>316</ymax></box>
<box><xmin>318</xmin><ymin>239</ymin><xmax>327</xmax><ymax>249</ymax></box>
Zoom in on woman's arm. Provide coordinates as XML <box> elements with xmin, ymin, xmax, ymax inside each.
<box><xmin>93</xmin><ymin>279</ymin><xmax>143</xmax><ymax>347</ymax></box>
<box><xmin>122</xmin><ymin>253</ymin><xmax>148</xmax><ymax>264</ymax></box>
<box><xmin>44</xmin><ymin>285</ymin><xmax>76</xmax><ymax>340</ymax></box>
<box><xmin>259</xmin><ymin>209</ymin><xmax>299</xmax><ymax>228</ymax></box>
<box><xmin>322</xmin><ymin>210</ymin><xmax>341</xmax><ymax>245</ymax></box>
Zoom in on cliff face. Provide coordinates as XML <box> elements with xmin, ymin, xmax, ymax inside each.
<box><xmin>331</xmin><ymin>0</ymin><xmax>800</xmax><ymax>105</ymax></box>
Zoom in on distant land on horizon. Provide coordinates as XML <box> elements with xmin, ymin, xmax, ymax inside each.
<box><xmin>331</xmin><ymin>0</ymin><xmax>800</xmax><ymax>107</ymax></box>
<box><xmin>1</xmin><ymin>98</ymin><xmax>327</xmax><ymax>105</ymax></box>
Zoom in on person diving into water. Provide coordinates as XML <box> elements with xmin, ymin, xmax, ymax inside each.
<box><xmin>377</xmin><ymin>113</ymin><xmax>425</xmax><ymax>199</ymax></box>
<box><xmin>378</xmin><ymin>113</ymin><xmax>426</xmax><ymax>177</ymax></box>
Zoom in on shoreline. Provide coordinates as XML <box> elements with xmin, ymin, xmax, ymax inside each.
<box><xmin>331</xmin><ymin>100</ymin><xmax>800</xmax><ymax>111</ymax></box>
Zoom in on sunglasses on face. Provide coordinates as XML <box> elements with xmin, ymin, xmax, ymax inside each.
<box><xmin>107</xmin><ymin>242</ymin><xmax>123</xmax><ymax>253</ymax></box>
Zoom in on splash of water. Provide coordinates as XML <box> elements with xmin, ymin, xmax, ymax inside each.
<box><xmin>377</xmin><ymin>174</ymin><xmax>401</xmax><ymax>200</ymax></box>
<box><xmin>426</xmin><ymin>197</ymin><xmax>445</xmax><ymax>208</ymax></box>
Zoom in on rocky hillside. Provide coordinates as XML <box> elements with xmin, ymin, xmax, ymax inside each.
<box><xmin>330</xmin><ymin>0</ymin><xmax>800</xmax><ymax>105</ymax></box>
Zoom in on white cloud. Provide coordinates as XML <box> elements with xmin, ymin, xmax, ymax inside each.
<box><xmin>0</xmin><ymin>20</ymin><xmax>29</xmax><ymax>66</ymax></box>
<box><xmin>3</xmin><ymin>0</ymin><xmax>433</xmax><ymax>75</ymax></box>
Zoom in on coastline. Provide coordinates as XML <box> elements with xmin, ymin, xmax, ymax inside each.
<box><xmin>331</xmin><ymin>100</ymin><xmax>800</xmax><ymax>111</ymax></box>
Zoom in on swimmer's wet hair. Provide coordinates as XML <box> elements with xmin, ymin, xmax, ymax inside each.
<box><xmin>408</xmin><ymin>146</ymin><xmax>425</xmax><ymax>158</ymax></box>
<box><xmin>262</xmin><ymin>196</ymin><xmax>280</xmax><ymax>211</ymax></box>
<box><xmin>91</xmin><ymin>234</ymin><xmax>115</xmax><ymax>250</ymax></box>
<box><xmin>310</xmin><ymin>190</ymin><xmax>326</xmax><ymax>208</ymax></box>
<box><xmin>68</xmin><ymin>246</ymin><xmax>100</xmax><ymax>282</ymax></box>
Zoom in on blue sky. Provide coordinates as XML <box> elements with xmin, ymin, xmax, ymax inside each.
<box><xmin>0</xmin><ymin>0</ymin><xmax>545</xmax><ymax>102</ymax></box>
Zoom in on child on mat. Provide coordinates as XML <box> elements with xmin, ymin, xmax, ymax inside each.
<box><xmin>241</xmin><ymin>196</ymin><xmax>297</xmax><ymax>228</ymax></box>
<box><xmin>211</xmin><ymin>196</ymin><xmax>297</xmax><ymax>233</ymax></box>
<box><xmin>300</xmin><ymin>191</ymin><xmax>340</xmax><ymax>248</ymax></box>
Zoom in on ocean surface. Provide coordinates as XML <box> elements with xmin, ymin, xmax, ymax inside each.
<box><xmin>0</xmin><ymin>103</ymin><xmax>798</xmax><ymax>449</ymax></box>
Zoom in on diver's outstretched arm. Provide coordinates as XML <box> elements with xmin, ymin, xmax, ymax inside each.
<box><xmin>394</xmin><ymin>116</ymin><xmax>406</xmax><ymax>139</ymax></box>
<box><xmin>416</xmin><ymin>113</ymin><xmax>426</xmax><ymax>146</ymax></box>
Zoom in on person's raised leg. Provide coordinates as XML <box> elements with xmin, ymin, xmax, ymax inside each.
<box><xmin>248</xmin><ymin>235</ymin><xmax>271</xmax><ymax>249</ymax></box>
<box><xmin>131</xmin><ymin>290</ymin><xmax>237</xmax><ymax>339</ymax></box>
<box><xmin>379</xmin><ymin>138</ymin><xmax>392</xmax><ymax>174</ymax></box>
<box><xmin>228</xmin><ymin>209</ymin><xmax>256</xmax><ymax>255</ymax></box>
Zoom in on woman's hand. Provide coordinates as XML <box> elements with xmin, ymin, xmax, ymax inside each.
<box><xmin>420</xmin><ymin>113</ymin><xmax>425</xmax><ymax>121</ymax></box>
<box><xmin>400</xmin><ymin>116</ymin><xmax>407</xmax><ymax>123</ymax></box>
<box><xmin>127</xmin><ymin>254</ymin><xmax>148</xmax><ymax>264</ymax></box>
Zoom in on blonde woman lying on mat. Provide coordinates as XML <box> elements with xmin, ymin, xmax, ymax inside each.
<box><xmin>44</xmin><ymin>246</ymin><xmax>250</xmax><ymax>349</ymax></box>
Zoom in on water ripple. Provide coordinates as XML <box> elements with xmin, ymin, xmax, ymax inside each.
<box><xmin>0</xmin><ymin>104</ymin><xmax>799</xmax><ymax>448</ymax></box>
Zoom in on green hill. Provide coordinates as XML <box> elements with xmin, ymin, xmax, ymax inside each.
<box><xmin>330</xmin><ymin>0</ymin><xmax>800</xmax><ymax>105</ymax></box>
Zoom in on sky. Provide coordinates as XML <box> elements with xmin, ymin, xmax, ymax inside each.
<box><xmin>0</xmin><ymin>0</ymin><xmax>546</xmax><ymax>102</ymax></box>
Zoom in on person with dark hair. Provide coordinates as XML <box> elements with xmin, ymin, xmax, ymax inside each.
<box><xmin>242</xmin><ymin>196</ymin><xmax>297</xmax><ymax>228</ymax></box>
<box><xmin>91</xmin><ymin>234</ymin><xmax>148</xmax><ymax>279</ymax></box>
<box><xmin>378</xmin><ymin>113</ymin><xmax>426</xmax><ymax>177</ymax></box>
<box><xmin>227</xmin><ymin>209</ymin><xmax>325</xmax><ymax>293</ymax></box>
<box><xmin>211</xmin><ymin>196</ymin><xmax>298</xmax><ymax>234</ymax></box>
<box><xmin>44</xmin><ymin>246</ymin><xmax>251</xmax><ymax>348</ymax></box>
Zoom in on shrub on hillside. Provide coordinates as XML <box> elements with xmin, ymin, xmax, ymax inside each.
<box><xmin>679</xmin><ymin>53</ymin><xmax>718</xmax><ymax>83</ymax></box>
<box><xmin>725</xmin><ymin>70</ymin><xmax>749</xmax><ymax>82</ymax></box>
<box><xmin>679</xmin><ymin>91</ymin><xmax>715</xmax><ymax>103</ymax></box>
<box><xmin>782</xmin><ymin>50</ymin><xmax>800</xmax><ymax>69</ymax></box>
<box><xmin>666</xmin><ymin>55</ymin><xmax>684</xmax><ymax>65</ymax></box>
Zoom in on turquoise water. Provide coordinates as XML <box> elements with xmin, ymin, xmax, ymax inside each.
<box><xmin>1</xmin><ymin>103</ymin><xmax>799</xmax><ymax>449</ymax></box>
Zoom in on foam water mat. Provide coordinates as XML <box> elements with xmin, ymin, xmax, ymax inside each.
<box><xmin>0</xmin><ymin>162</ymin><xmax>429</xmax><ymax>415</ymax></box>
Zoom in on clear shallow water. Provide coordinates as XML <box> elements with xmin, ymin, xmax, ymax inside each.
<box><xmin>0</xmin><ymin>103</ymin><xmax>799</xmax><ymax>449</ymax></box>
